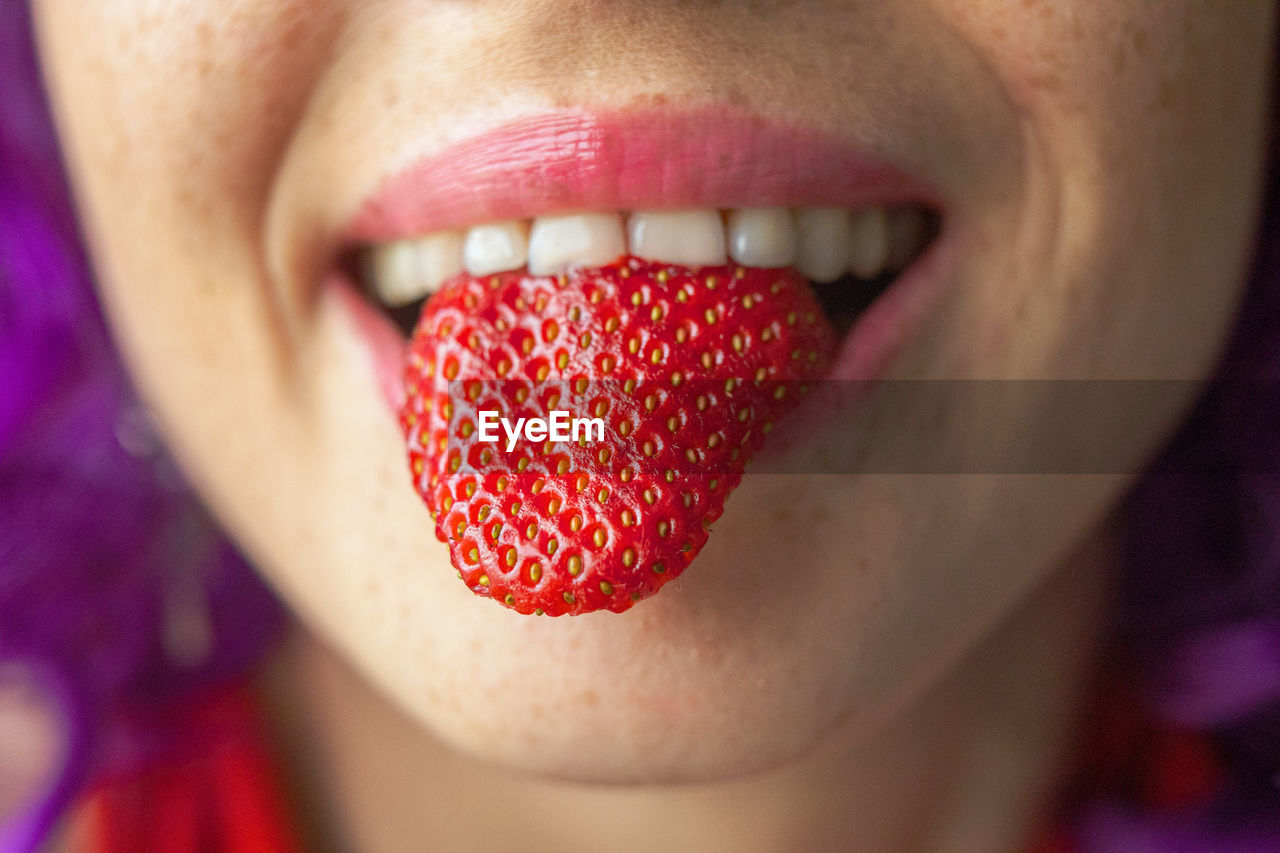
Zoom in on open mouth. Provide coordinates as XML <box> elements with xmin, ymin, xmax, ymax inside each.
<box><xmin>328</xmin><ymin>108</ymin><xmax>947</xmax><ymax>616</ymax></box>
<box><xmin>339</xmin><ymin>204</ymin><xmax>938</xmax><ymax>616</ymax></box>
<box><xmin>349</xmin><ymin>204</ymin><xmax>939</xmax><ymax>342</ymax></box>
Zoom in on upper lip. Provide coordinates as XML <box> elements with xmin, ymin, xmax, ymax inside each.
<box><xmin>343</xmin><ymin>105</ymin><xmax>942</xmax><ymax>246</ymax></box>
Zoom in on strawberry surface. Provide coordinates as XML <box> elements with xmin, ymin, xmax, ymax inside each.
<box><xmin>401</xmin><ymin>257</ymin><xmax>835</xmax><ymax>615</ymax></box>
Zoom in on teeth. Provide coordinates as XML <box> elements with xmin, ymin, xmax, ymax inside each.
<box><xmin>886</xmin><ymin>207</ymin><xmax>930</xmax><ymax>272</ymax></box>
<box><xmin>415</xmin><ymin>230</ymin><xmax>465</xmax><ymax>293</ymax></box>
<box><xmin>370</xmin><ymin>240</ymin><xmax>424</xmax><ymax>307</ymax></box>
<box><xmin>464</xmin><ymin>220</ymin><xmax>529</xmax><ymax>276</ymax></box>
<box><xmin>794</xmin><ymin>207</ymin><xmax>852</xmax><ymax>283</ymax></box>
<box><xmin>527</xmin><ymin>213</ymin><xmax>626</xmax><ymax>276</ymax></box>
<box><xmin>368</xmin><ymin>205</ymin><xmax>933</xmax><ymax>306</ymax></box>
<box><xmin>726</xmin><ymin>207</ymin><xmax>797</xmax><ymax>269</ymax></box>
<box><xmin>847</xmin><ymin>208</ymin><xmax>890</xmax><ymax>280</ymax></box>
<box><xmin>627</xmin><ymin>210</ymin><xmax>727</xmax><ymax>268</ymax></box>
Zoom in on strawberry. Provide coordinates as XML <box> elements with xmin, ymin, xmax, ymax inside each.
<box><xmin>401</xmin><ymin>257</ymin><xmax>835</xmax><ymax>615</ymax></box>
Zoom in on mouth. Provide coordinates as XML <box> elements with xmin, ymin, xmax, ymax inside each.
<box><xmin>340</xmin><ymin>107</ymin><xmax>942</xmax><ymax>365</ymax></box>
<box><xmin>330</xmin><ymin>107</ymin><xmax>946</xmax><ymax>615</ymax></box>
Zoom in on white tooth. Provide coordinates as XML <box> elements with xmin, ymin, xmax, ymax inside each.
<box><xmin>847</xmin><ymin>208</ymin><xmax>890</xmax><ymax>279</ymax></box>
<box><xmin>794</xmin><ymin>207</ymin><xmax>853</xmax><ymax>283</ymax></box>
<box><xmin>886</xmin><ymin>207</ymin><xmax>929</xmax><ymax>271</ymax></box>
<box><xmin>527</xmin><ymin>213</ymin><xmax>626</xmax><ymax>276</ymax></box>
<box><xmin>412</xmin><ymin>230</ymin><xmax>465</xmax><ymax>293</ymax></box>
<box><xmin>726</xmin><ymin>207</ymin><xmax>797</xmax><ymax>269</ymax></box>
<box><xmin>627</xmin><ymin>209</ymin><xmax>727</xmax><ymax>268</ymax></box>
<box><xmin>463</xmin><ymin>220</ymin><xmax>529</xmax><ymax>276</ymax></box>
<box><xmin>371</xmin><ymin>240</ymin><xmax>425</xmax><ymax>307</ymax></box>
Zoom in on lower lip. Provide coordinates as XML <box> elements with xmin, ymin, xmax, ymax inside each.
<box><xmin>329</xmin><ymin>276</ymin><xmax>411</xmax><ymax>412</ymax></box>
<box><xmin>829</xmin><ymin>221</ymin><xmax>952</xmax><ymax>381</ymax></box>
<box><xmin>330</xmin><ymin>223</ymin><xmax>954</xmax><ymax>418</ymax></box>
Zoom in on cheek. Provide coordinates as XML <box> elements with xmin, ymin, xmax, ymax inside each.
<box><xmin>927</xmin><ymin>0</ymin><xmax>1272</xmax><ymax>380</ymax></box>
<box><xmin>34</xmin><ymin>2</ymin><xmax>340</xmax><ymax>287</ymax></box>
<box><xmin>31</xmin><ymin>4</ymin><xmax>407</xmax><ymax>671</ymax></box>
<box><xmin>32</xmin><ymin>0</ymin><xmax>349</xmax><ymax>525</ymax></box>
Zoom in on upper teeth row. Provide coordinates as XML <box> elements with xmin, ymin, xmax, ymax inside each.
<box><xmin>369</xmin><ymin>206</ymin><xmax>928</xmax><ymax>307</ymax></box>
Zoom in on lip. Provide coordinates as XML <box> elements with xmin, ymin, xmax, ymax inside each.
<box><xmin>345</xmin><ymin>106</ymin><xmax>940</xmax><ymax>243</ymax></box>
<box><xmin>331</xmin><ymin>105</ymin><xmax>953</xmax><ymax>412</ymax></box>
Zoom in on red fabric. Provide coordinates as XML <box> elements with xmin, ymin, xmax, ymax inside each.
<box><xmin>1024</xmin><ymin>670</ymin><xmax>1228</xmax><ymax>852</ymax></box>
<box><xmin>1140</xmin><ymin>728</ymin><xmax>1225</xmax><ymax>810</ymax></box>
<box><xmin>80</xmin><ymin>686</ymin><xmax>303</xmax><ymax>853</ymax></box>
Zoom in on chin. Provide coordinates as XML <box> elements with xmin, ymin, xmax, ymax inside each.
<box><xmin>343</xmin><ymin>476</ymin><xmax>904</xmax><ymax>786</ymax></box>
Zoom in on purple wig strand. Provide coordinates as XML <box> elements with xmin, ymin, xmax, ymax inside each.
<box><xmin>1</xmin><ymin>4</ymin><xmax>283</xmax><ymax>852</ymax></box>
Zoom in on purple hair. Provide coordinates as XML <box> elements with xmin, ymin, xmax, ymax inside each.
<box><xmin>0</xmin><ymin>5</ymin><xmax>283</xmax><ymax>851</ymax></box>
<box><xmin>1078</xmin><ymin>139</ymin><xmax>1280</xmax><ymax>848</ymax></box>
<box><xmin>1</xmin><ymin>3</ymin><xmax>1277</xmax><ymax>851</ymax></box>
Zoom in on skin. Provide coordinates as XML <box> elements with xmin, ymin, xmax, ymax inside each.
<box><xmin>33</xmin><ymin>2</ymin><xmax>1275</xmax><ymax>850</ymax></box>
<box><xmin>0</xmin><ymin>668</ymin><xmax>60</xmax><ymax>824</ymax></box>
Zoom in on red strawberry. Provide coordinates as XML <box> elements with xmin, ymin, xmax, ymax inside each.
<box><xmin>401</xmin><ymin>257</ymin><xmax>834</xmax><ymax>615</ymax></box>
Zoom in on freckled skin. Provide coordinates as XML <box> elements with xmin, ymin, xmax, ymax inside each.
<box><xmin>33</xmin><ymin>0</ymin><xmax>1275</xmax><ymax>812</ymax></box>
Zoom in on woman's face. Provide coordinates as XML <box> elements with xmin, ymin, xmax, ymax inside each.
<box><xmin>35</xmin><ymin>2</ymin><xmax>1274</xmax><ymax>782</ymax></box>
